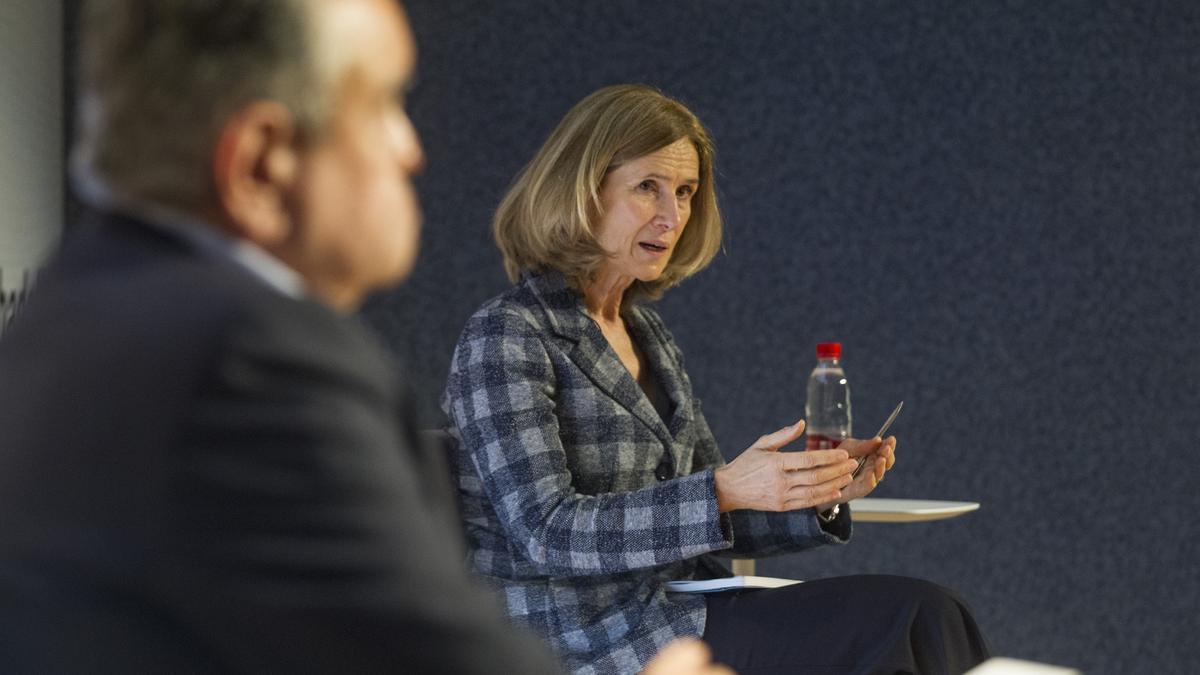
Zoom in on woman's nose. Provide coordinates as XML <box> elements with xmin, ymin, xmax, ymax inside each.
<box><xmin>655</xmin><ymin>194</ymin><xmax>682</xmax><ymax>229</ymax></box>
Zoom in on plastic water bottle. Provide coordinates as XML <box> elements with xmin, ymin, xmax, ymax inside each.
<box><xmin>805</xmin><ymin>342</ymin><xmax>852</xmax><ymax>449</ymax></box>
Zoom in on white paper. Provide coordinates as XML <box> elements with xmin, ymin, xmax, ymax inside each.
<box><xmin>664</xmin><ymin>575</ymin><xmax>801</xmax><ymax>593</ymax></box>
<box><xmin>965</xmin><ymin>657</ymin><xmax>1080</xmax><ymax>675</ymax></box>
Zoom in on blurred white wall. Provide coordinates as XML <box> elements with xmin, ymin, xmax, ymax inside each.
<box><xmin>0</xmin><ymin>1</ymin><xmax>62</xmax><ymax>329</ymax></box>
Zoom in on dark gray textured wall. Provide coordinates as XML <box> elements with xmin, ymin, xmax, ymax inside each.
<box><xmin>364</xmin><ymin>1</ymin><xmax>1200</xmax><ymax>672</ymax></box>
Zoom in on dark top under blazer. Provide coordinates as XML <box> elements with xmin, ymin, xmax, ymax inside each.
<box><xmin>0</xmin><ymin>213</ymin><xmax>559</xmax><ymax>674</ymax></box>
<box><xmin>443</xmin><ymin>271</ymin><xmax>852</xmax><ymax>674</ymax></box>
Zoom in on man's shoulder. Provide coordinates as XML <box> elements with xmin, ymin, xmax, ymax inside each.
<box><xmin>9</xmin><ymin>216</ymin><xmax>379</xmax><ymax>375</ymax></box>
<box><xmin>47</xmin><ymin>215</ymin><xmax>268</xmax><ymax>309</ymax></box>
<box><xmin>52</xmin><ymin>214</ymin><xmax>342</xmax><ymax>327</ymax></box>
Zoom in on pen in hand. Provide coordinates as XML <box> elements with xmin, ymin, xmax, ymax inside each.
<box><xmin>851</xmin><ymin>400</ymin><xmax>903</xmax><ymax>479</ymax></box>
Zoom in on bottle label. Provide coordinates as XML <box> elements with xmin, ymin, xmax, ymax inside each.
<box><xmin>805</xmin><ymin>433</ymin><xmax>847</xmax><ymax>450</ymax></box>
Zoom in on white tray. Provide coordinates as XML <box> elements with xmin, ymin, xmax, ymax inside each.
<box><xmin>850</xmin><ymin>498</ymin><xmax>980</xmax><ymax>522</ymax></box>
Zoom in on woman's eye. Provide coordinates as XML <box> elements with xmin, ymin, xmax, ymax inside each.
<box><xmin>638</xmin><ymin>180</ymin><xmax>657</xmax><ymax>193</ymax></box>
<box><xmin>676</xmin><ymin>186</ymin><xmax>695</xmax><ymax>199</ymax></box>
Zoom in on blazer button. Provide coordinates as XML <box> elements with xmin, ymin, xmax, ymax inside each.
<box><xmin>655</xmin><ymin>461</ymin><xmax>672</xmax><ymax>481</ymax></box>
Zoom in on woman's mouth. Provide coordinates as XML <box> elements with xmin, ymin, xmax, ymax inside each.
<box><xmin>639</xmin><ymin>242</ymin><xmax>668</xmax><ymax>255</ymax></box>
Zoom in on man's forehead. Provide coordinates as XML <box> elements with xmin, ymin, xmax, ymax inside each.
<box><xmin>313</xmin><ymin>0</ymin><xmax>414</xmax><ymax>88</ymax></box>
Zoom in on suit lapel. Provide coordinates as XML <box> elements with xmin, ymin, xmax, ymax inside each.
<box><xmin>524</xmin><ymin>273</ymin><xmax>675</xmax><ymax>447</ymax></box>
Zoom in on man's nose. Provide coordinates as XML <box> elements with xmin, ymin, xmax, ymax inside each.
<box><xmin>394</xmin><ymin>116</ymin><xmax>425</xmax><ymax>175</ymax></box>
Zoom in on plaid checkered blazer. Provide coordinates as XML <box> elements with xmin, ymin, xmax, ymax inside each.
<box><xmin>442</xmin><ymin>271</ymin><xmax>851</xmax><ymax>674</ymax></box>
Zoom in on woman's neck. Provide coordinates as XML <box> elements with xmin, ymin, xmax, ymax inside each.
<box><xmin>582</xmin><ymin>270</ymin><xmax>634</xmax><ymax>323</ymax></box>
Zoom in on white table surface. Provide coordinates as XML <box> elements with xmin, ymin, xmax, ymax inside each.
<box><xmin>849</xmin><ymin>498</ymin><xmax>980</xmax><ymax>522</ymax></box>
<box><xmin>729</xmin><ymin>498</ymin><xmax>981</xmax><ymax>574</ymax></box>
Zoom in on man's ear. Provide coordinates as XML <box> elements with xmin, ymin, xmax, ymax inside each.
<box><xmin>211</xmin><ymin>101</ymin><xmax>300</xmax><ymax>248</ymax></box>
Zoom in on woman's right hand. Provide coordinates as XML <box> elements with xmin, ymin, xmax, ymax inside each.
<box><xmin>712</xmin><ymin>420</ymin><xmax>858</xmax><ymax>513</ymax></box>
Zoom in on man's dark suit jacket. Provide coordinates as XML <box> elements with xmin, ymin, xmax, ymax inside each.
<box><xmin>0</xmin><ymin>212</ymin><xmax>559</xmax><ymax>673</ymax></box>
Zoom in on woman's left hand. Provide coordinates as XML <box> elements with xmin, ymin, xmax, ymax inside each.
<box><xmin>814</xmin><ymin>435</ymin><xmax>897</xmax><ymax>512</ymax></box>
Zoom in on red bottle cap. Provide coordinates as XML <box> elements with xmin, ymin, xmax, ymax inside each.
<box><xmin>816</xmin><ymin>342</ymin><xmax>842</xmax><ymax>359</ymax></box>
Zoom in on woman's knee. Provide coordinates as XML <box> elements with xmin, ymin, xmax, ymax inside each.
<box><xmin>865</xmin><ymin>574</ymin><xmax>959</xmax><ymax>598</ymax></box>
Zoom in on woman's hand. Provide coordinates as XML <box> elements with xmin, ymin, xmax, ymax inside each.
<box><xmin>813</xmin><ymin>435</ymin><xmax>898</xmax><ymax>512</ymax></box>
<box><xmin>641</xmin><ymin>637</ymin><xmax>734</xmax><ymax>675</ymax></box>
<box><xmin>713</xmin><ymin>420</ymin><xmax>859</xmax><ymax>513</ymax></box>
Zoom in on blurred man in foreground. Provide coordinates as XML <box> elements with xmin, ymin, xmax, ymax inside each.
<box><xmin>0</xmin><ymin>1</ymin><xmax>727</xmax><ymax>672</ymax></box>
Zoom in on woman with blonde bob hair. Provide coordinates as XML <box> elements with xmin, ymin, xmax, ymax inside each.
<box><xmin>493</xmin><ymin>84</ymin><xmax>722</xmax><ymax>302</ymax></box>
<box><xmin>443</xmin><ymin>84</ymin><xmax>989</xmax><ymax>674</ymax></box>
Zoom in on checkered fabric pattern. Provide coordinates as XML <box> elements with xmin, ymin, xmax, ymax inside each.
<box><xmin>442</xmin><ymin>271</ymin><xmax>850</xmax><ymax>674</ymax></box>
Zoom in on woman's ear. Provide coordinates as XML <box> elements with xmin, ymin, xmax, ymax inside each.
<box><xmin>211</xmin><ymin>101</ymin><xmax>300</xmax><ymax>248</ymax></box>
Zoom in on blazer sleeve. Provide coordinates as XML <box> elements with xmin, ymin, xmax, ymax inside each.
<box><xmin>445</xmin><ymin>306</ymin><xmax>736</xmax><ymax>578</ymax></box>
<box><xmin>643</xmin><ymin>308</ymin><xmax>853</xmax><ymax>556</ymax></box>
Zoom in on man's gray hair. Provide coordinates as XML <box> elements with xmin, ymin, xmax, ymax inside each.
<box><xmin>72</xmin><ymin>0</ymin><xmax>330</xmax><ymax>211</ymax></box>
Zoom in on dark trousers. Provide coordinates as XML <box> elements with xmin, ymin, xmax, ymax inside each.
<box><xmin>703</xmin><ymin>575</ymin><xmax>990</xmax><ymax>675</ymax></box>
